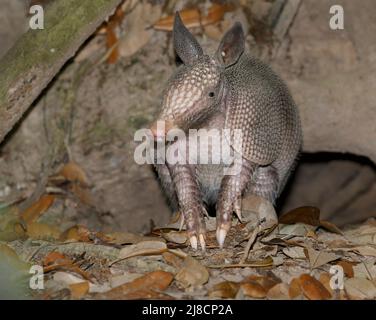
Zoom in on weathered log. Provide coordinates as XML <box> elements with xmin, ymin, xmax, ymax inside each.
<box><xmin>0</xmin><ymin>0</ymin><xmax>122</xmax><ymax>143</ymax></box>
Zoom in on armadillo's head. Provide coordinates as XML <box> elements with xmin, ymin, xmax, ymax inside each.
<box><xmin>150</xmin><ymin>13</ymin><xmax>245</xmax><ymax>140</ymax></box>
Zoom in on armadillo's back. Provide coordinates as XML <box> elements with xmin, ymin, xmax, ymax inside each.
<box><xmin>224</xmin><ymin>53</ymin><xmax>302</xmax><ymax>194</ymax></box>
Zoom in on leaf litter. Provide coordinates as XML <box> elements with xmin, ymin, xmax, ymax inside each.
<box><xmin>2</xmin><ymin>182</ymin><xmax>376</xmax><ymax>300</ymax></box>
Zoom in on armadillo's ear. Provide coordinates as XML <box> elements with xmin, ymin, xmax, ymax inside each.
<box><xmin>216</xmin><ymin>22</ymin><xmax>245</xmax><ymax>67</ymax></box>
<box><xmin>173</xmin><ymin>12</ymin><xmax>203</xmax><ymax>65</ymax></box>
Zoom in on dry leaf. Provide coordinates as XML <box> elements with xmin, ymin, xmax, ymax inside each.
<box><xmin>69</xmin><ymin>184</ymin><xmax>94</xmax><ymax>207</ymax></box>
<box><xmin>242</xmin><ymin>275</ymin><xmax>281</xmax><ymax>292</ymax></box>
<box><xmin>319</xmin><ymin>220</ymin><xmax>343</xmax><ymax>235</ymax></box>
<box><xmin>289</xmin><ymin>277</ymin><xmax>302</xmax><ymax>299</ymax></box>
<box><xmin>106</xmin><ymin>231</ymin><xmax>156</xmax><ymax>245</ymax></box>
<box><xmin>353</xmin><ymin>262</ymin><xmax>376</xmax><ymax>280</ymax></box>
<box><xmin>117</xmin><ymin>240</ymin><xmax>167</xmax><ymax>261</ymax></box>
<box><xmin>106</xmin><ymin>22</ymin><xmax>119</xmax><ymax>64</ymax></box>
<box><xmin>153</xmin><ymin>4</ymin><xmax>235</xmax><ymax>31</ymax></box>
<box><xmin>344</xmin><ymin>277</ymin><xmax>376</xmax><ymax>299</ymax></box>
<box><xmin>304</xmin><ymin>248</ymin><xmax>339</xmax><ymax>269</ymax></box>
<box><xmin>162</xmin><ymin>251</ymin><xmax>184</xmax><ymax>269</ymax></box>
<box><xmin>20</xmin><ymin>195</ymin><xmax>55</xmax><ymax>224</ymax></box>
<box><xmin>283</xmin><ymin>246</ymin><xmax>306</xmax><ymax>259</ymax></box>
<box><xmin>266</xmin><ymin>283</ymin><xmax>290</xmax><ymax>300</ymax></box>
<box><xmin>319</xmin><ymin>272</ymin><xmax>334</xmax><ymax>296</ymax></box>
<box><xmin>162</xmin><ymin>230</ymin><xmax>187</xmax><ymax>244</ymax></box>
<box><xmin>299</xmin><ymin>274</ymin><xmax>332</xmax><ymax>300</ymax></box>
<box><xmin>109</xmin><ymin>273</ymin><xmax>143</xmax><ymax>288</ymax></box>
<box><xmin>175</xmin><ymin>256</ymin><xmax>209</xmax><ymax>288</ymax></box>
<box><xmin>337</xmin><ymin>261</ymin><xmax>355</xmax><ymax>278</ymax></box>
<box><xmin>70</xmin><ymin>281</ymin><xmax>89</xmax><ymax>299</ymax></box>
<box><xmin>43</xmin><ymin>252</ymin><xmax>71</xmax><ymax>267</ymax></box>
<box><xmin>121</xmin><ymin>289</ymin><xmax>173</xmax><ymax>300</ymax></box>
<box><xmin>353</xmin><ymin>246</ymin><xmax>376</xmax><ymax>257</ymax></box>
<box><xmin>53</xmin><ymin>272</ymin><xmax>87</xmax><ymax>286</ymax></box>
<box><xmin>26</xmin><ymin>222</ymin><xmax>60</xmax><ymax>240</ymax></box>
<box><xmin>279</xmin><ymin>206</ymin><xmax>320</xmax><ymax>226</ymax></box>
<box><xmin>97</xmin><ymin>270</ymin><xmax>173</xmax><ymax>299</ymax></box>
<box><xmin>61</xmin><ymin>225</ymin><xmax>91</xmax><ymax>242</ymax></box>
<box><xmin>240</xmin><ymin>282</ymin><xmax>267</xmax><ymax>298</ymax></box>
<box><xmin>59</xmin><ymin>162</ymin><xmax>89</xmax><ymax>186</ymax></box>
<box><xmin>279</xmin><ymin>223</ymin><xmax>315</xmax><ymax>237</ymax></box>
<box><xmin>118</xmin><ymin>2</ymin><xmax>160</xmax><ymax>58</ymax></box>
<box><xmin>209</xmin><ymin>281</ymin><xmax>240</xmax><ymax>298</ymax></box>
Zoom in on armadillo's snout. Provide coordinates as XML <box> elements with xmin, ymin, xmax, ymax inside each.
<box><xmin>149</xmin><ymin>120</ymin><xmax>176</xmax><ymax>142</ymax></box>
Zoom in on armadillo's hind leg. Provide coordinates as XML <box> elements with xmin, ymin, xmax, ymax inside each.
<box><xmin>247</xmin><ymin>165</ymin><xmax>280</xmax><ymax>205</ymax></box>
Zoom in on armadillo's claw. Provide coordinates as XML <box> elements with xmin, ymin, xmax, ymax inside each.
<box><xmin>179</xmin><ymin>214</ymin><xmax>185</xmax><ymax>231</ymax></box>
<box><xmin>234</xmin><ymin>198</ymin><xmax>243</xmax><ymax>222</ymax></box>
<box><xmin>199</xmin><ymin>234</ymin><xmax>206</xmax><ymax>252</ymax></box>
<box><xmin>189</xmin><ymin>235</ymin><xmax>198</xmax><ymax>250</ymax></box>
<box><xmin>216</xmin><ymin>227</ymin><xmax>228</xmax><ymax>248</ymax></box>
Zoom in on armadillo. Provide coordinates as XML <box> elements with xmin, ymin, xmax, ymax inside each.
<box><xmin>150</xmin><ymin>13</ymin><xmax>302</xmax><ymax>250</ymax></box>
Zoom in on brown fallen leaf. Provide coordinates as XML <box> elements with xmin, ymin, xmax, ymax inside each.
<box><xmin>121</xmin><ymin>289</ymin><xmax>174</xmax><ymax>300</ymax></box>
<box><xmin>289</xmin><ymin>277</ymin><xmax>302</xmax><ymax>299</ymax></box>
<box><xmin>70</xmin><ymin>281</ymin><xmax>90</xmax><ymax>299</ymax></box>
<box><xmin>105</xmin><ymin>231</ymin><xmax>157</xmax><ymax>245</ymax></box>
<box><xmin>20</xmin><ymin>194</ymin><xmax>55</xmax><ymax>224</ymax></box>
<box><xmin>304</xmin><ymin>247</ymin><xmax>340</xmax><ymax>269</ymax></box>
<box><xmin>337</xmin><ymin>260</ymin><xmax>355</xmax><ymax>278</ymax></box>
<box><xmin>162</xmin><ymin>251</ymin><xmax>184</xmax><ymax>269</ymax></box>
<box><xmin>279</xmin><ymin>206</ymin><xmax>320</xmax><ymax>226</ymax></box>
<box><xmin>240</xmin><ymin>282</ymin><xmax>267</xmax><ymax>299</ymax></box>
<box><xmin>242</xmin><ymin>274</ymin><xmax>281</xmax><ymax>292</ymax></box>
<box><xmin>153</xmin><ymin>3</ymin><xmax>235</xmax><ymax>31</ymax></box>
<box><xmin>106</xmin><ymin>21</ymin><xmax>119</xmax><ymax>64</ymax></box>
<box><xmin>299</xmin><ymin>274</ymin><xmax>332</xmax><ymax>300</ymax></box>
<box><xmin>69</xmin><ymin>184</ymin><xmax>94</xmax><ymax>207</ymax></box>
<box><xmin>175</xmin><ymin>256</ymin><xmax>209</xmax><ymax>288</ymax></box>
<box><xmin>118</xmin><ymin>2</ymin><xmax>160</xmax><ymax>59</ymax></box>
<box><xmin>319</xmin><ymin>220</ymin><xmax>343</xmax><ymax>235</ymax></box>
<box><xmin>104</xmin><ymin>5</ymin><xmax>125</xmax><ymax>64</ymax></box>
<box><xmin>283</xmin><ymin>246</ymin><xmax>306</xmax><ymax>259</ymax></box>
<box><xmin>319</xmin><ymin>272</ymin><xmax>335</xmax><ymax>296</ymax></box>
<box><xmin>26</xmin><ymin>222</ymin><xmax>60</xmax><ymax>240</ymax></box>
<box><xmin>161</xmin><ymin>230</ymin><xmax>187</xmax><ymax>244</ymax></box>
<box><xmin>353</xmin><ymin>262</ymin><xmax>376</xmax><ymax>280</ymax></box>
<box><xmin>209</xmin><ymin>281</ymin><xmax>240</xmax><ymax>299</ymax></box>
<box><xmin>115</xmin><ymin>240</ymin><xmax>167</xmax><ymax>263</ymax></box>
<box><xmin>344</xmin><ymin>277</ymin><xmax>376</xmax><ymax>299</ymax></box>
<box><xmin>352</xmin><ymin>246</ymin><xmax>376</xmax><ymax>257</ymax></box>
<box><xmin>96</xmin><ymin>270</ymin><xmax>173</xmax><ymax>299</ymax></box>
<box><xmin>266</xmin><ymin>283</ymin><xmax>290</xmax><ymax>300</ymax></box>
<box><xmin>60</xmin><ymin>225</ymin><xmax>92</xmax><ymax>242</ymax></box>
<box><xmin>43</xmin><ymin>252</ymin><xmax>72</xmax><ymax>267</ymax></box>
<box><xmin>58</xmin><ymin>162</ymin><xmax>90</xmax><ymax>186</ymax></box>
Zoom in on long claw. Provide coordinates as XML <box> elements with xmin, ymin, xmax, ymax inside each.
<box><xmin>189</xmin><ymin>235</ymin><xmax>198</xmax><ymax>250</ymax></box>
<box><xmin>216</xmin><ymin>228</ymin><xmax>228</xmax><ymax>248</ymax></box>
<box><xmin>234</xmin><ymin>200</ymin><xmax>242</xmax><ymax>222</ymax></box>
<box><xmin>179</xmin><ymin>214</ymin><xmax>185</xmax><ymax>231</ymax></box>
<box><xmin>199</xmin><ymin>234</ymin><xmax>206</xmax><ymax>252</ymax></box>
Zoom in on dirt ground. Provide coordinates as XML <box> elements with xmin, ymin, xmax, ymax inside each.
<box><xmin>0</xmin><ymin>0</ymin><xmax>375</xmax><ymax>300</ymax></box>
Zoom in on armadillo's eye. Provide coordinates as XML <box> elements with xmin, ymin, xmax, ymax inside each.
<box><xmin>208</xmin><ymin>92</ymin><xmax>215</xmax><ymax>98</ymax></box>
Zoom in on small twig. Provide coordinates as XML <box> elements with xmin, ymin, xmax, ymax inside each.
<box><xmin>240</xmin><ymin>224</ymin><xmax>261</xmax><ymax>264</ymax></box>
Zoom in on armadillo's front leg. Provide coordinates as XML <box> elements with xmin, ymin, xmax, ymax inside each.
<box><xmin>216</xmin><ymin>159</ymin><xmax>257</xmax><ymax>247</ymax></box>
<box><xmin>169</xmin><ymin>164</ymin><xmax>207</xmax><ymax>251</ymax></box>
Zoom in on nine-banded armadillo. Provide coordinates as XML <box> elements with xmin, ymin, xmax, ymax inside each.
<box><xmin>150</xmin><ymin>13</ymin><xmax>302</xmax><ymax>250</ymax></box>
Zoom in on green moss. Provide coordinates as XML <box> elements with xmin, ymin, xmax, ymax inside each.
<box><xmin>0</xmin><ymin>0</ymin><xmax>121</xmax><ymax>107</ymax></box>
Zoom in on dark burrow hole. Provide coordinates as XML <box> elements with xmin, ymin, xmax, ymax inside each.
<box><xmin>277</xmin><ymin>152</ymin><xmax>376</xmax><ymax>227</ymax></box>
